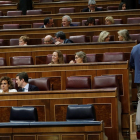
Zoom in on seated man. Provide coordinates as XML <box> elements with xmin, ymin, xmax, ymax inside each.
<box><xmin>82</xmin><ymin>0</ymin><xmax>101</xmax><ymax>12</ymax></box>
<box><xmin>40</xmin><ymin>17</ymin><xmax>54</xmax><ymax>28</ymax></box>
<box><xmin>44</xmin><ymin>35</ymin><xmax>54</xmax><ymax>44</ymax></box>
<box><xmin>16</xmin><ymin>72</ymin><xmax>39</xmax><ymax>92</ymax></box>
<box><xmin>62</xmin><ymin>15</ymin><xmax>76</xmax><ymax>27</ymax></box>
<box><xmin>55</xmin><ymin>31</ymin><xmax>73</xmax><ymax>45</ymax></box>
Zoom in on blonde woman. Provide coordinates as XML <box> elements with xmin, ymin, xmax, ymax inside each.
<box><xmin>105</xmin><ymin>16</ymin><xmax>114</xmax><ymax>25</ymax></box>
<box><xmin>98</xmin><ymin>31</ymin><xmax>110</xmax><ymax>42</ymax></box>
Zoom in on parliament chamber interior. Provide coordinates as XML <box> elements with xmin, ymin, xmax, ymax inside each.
<box><xmin>0</xmin><ymin>0</ymin><xmax>139</xmax><ymax>140</ymax></box>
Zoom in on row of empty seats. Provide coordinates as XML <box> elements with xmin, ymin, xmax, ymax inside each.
<box><xmin>11</xmin><ymin>75</ymin><xmax>120</xmax><ymax>92</ymax></box>
<box><xmin>10</xmin><ymin>104</ymin><xmax>96</xmax><ymax>122</ymax></box>
<box><xmin>0</xmin><ymin>52</ymin><xmax>127</xmax><ymax>66</ymax></box>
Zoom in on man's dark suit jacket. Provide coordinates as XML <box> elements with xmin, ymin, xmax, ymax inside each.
<box><xmin>40</xmin><ymin>25</ymin><xmax>44</xmax><ymax>28</ymax></box>
<box><xmin>19</xmin><ymin>0</ymin><xmax>33</xmax><ymax>15</ymax></box>
<box><xmin>64</xmin><ymin>39</ymin><xmax>73</xmax><ymax>43</ymax></box>
<box><xmin>18</xmin><ymin>84</ymin><xmax>39</xmax><ymax>92</ymax></box>
<box><xmin>82</xmin><ymin>7</ymin><xmax>101</xmax><ymax>12</ymax></box>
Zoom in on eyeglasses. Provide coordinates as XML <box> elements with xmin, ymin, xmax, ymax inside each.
<box><xmin>75</xmin><ymin>57</ymin><xmax>79</xmax><ymax>59</ymax></box>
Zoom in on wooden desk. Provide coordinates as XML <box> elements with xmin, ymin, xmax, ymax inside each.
<box><xmin>0</xmin><ymin>9</ymin><xmax>140</xmax><ymax>26</ymax></box>
<box><xmin>0</xmin><ymin>24</ymin><xmax>140</xmax><ymax>40</ymax></box>
<box><xmin>33</xmin><ymin>1</ymin><xmax>120</xmax><ymax>14</ymax></box>
<box><xmin>0</xmin><ymin>121</ymin><xmax>106</xmax><ymax>140</ymax></box>
<box><xmin>0</xmin><ymin>41</ymin><xmax>136</xmax><ymax>65</ymax></box>
<box><xmin>0</xmin><ymin>62</ymin><xmax>130</xmax><ymax>114</ymax></box>
<box><xmin>0</xmin><ymin>89</ymin><xmax>122</xmax><ymax>140</ymax></box>
<box><xmin>0</xmin><ymin>4</ymin><xmax>18</xmax><ymax>15</ymax></box>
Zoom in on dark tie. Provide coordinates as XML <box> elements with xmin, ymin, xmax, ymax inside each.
<box><xmin>22</xmin><ymin>88</ymin><xmax>25</xmax><ymax>91</ymax></box>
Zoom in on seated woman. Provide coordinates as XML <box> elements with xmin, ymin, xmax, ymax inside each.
<box><xmin>118</xmin><ymin>2</ymin><xmax>126</xmax><ymax>10</ymax></box>
<box><xmin>105</xmin><ymin>16</ymin><xmax>114</xmax><ymax>25</ymax></box>
<box><xmin>49</xmin><ymin>50</ymin><xmax>64</xmax><ymax>64</ymax></box>
<box><xmin>19</xmin><ymin>36</ymin><xmax>29</xmax><ymax>46</ymax></box>
<box><xmin>0</xmin><ymin>76</ymin><xmax>17</xmax><ymax>93</ymax></box>
<box><xmin>98</xmin><ymin>31</ymin><xmax>110</xmax><ymax>42</ymax></box>
<box><xmin>117</xmin><ymin>29</ymin><xmax>131</xmax><ymax>41</ymax></box>
<box><xmin>69</xmin><ymin>51</ymin><xmax>87</xmax><ymax>64</ymax></box>
<box><xmin>85</xmin><ymin>17</ymin><xmax>95</xmax><ymax>26</ymax></box>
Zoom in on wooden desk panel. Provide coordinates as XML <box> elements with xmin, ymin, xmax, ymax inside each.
<box><xmin>33</xmin><ymin>1</ymin><xmax>120</xmax><ymax>14</ymax></box>
<box><xmin>0</xmin><ymin>9</ymin><xmax>140</xmax><ymax>26</ymax></box>
<box><xmin>0</xmin><ymin>4</ymin><xmax>18</xmax><ymax>15</ymax></box>
<box><xmin>0</xmin><ymin>41</ymin><xmax>136</xmax><ymax>66</ymax></box>
<box><xmin>0</xmin><ymin>62</ymin><xmax>130</xmax><ymax>114</ymax></box>
<box><xmin>0</xmin><ymin>121</ymin><xmax>105</xmax><ymax>140</ymax></box>
<box><xmin>0</xmin><ymin>89</ymin><xmax>121</xmax><ymax>140</ymax></box>
<box><xmin>0</xmin><ymin>24</ymin><xmax>140</xmax><ymax>41</ymax></box>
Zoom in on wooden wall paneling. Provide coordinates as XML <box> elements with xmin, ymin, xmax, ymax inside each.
<box><xmin>37</xmin><ymin>135</ymin><xmax>60</xmax><ymax>140</ymax></box>
<box><xmin>0</xmin><ymin>136</ymin><xmax>11</xmax><ymax>140</ymax></box>
<box><xmin>0</xmin><ymin>100</ymin><xmax>17</xmax><ymax>122</ymax></box>
<box><xmin>96</xmin><ymin>69</ymin><xmax>130</xmax><ymax>113</ymax></box>
<box><xmin>61</xmin><ymin>134</ymin><xmax>85</xmax><ymax>140</ymax></box>
<box><xmin>0</xmin><ymin>106</ymin><xmax>12</xmax><ymax>122</ymax></box>
<box><xmin>13</xmin><ymin>135</ymin><xmax>36</xmax><ymax>140</ymax></box>
<box><xmin>83</xmin><ymin>97</ymin><xmax>120</xmax><ymax>140</ymax></box>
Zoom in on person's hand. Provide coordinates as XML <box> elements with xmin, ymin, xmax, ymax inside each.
<box><xmin>69</xmin><ymin>60</ymin><xmax>75</xmax><ymax>64</ymax></box>
<box><xmin>55</xmin><ymin>41</ymin><xmax>62</xmax><ymax>45</ymax></box>
<box><xmin>91</xmin><ymin>10</ymin><xmax>95</xmax><ymax>12</ymax></box>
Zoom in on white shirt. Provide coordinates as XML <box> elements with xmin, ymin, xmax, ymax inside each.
<box><xmin>0</xmin><ymin>89</ymin><xmax>17</xmax><ymax>93</ymax></box>
<box><xmin>23</xmin><ymin>83</ymin><xmax>29</xmax><ymax>92</ymax></box>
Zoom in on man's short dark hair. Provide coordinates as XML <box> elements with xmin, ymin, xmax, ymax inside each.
<box><xmin>85</xmin><ymin>17</ymin><xmax>95</xmax><ymax>26</ymax></box>
<box><xmin>16</xmin><ymin>72</ymin><xmax>28</xmax><ymax>83</ymax></box>
<box><xmin>44</xmin><ymin>17</ymin><xmax>52</xmax><ymax>25</ymax></box>
<box><xmin>55</xmin><ymin>31</ymin><xmax>66</xmax><ymax>40</ymax></box>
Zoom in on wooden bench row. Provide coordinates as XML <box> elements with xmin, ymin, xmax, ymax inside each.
<box><xmin>33</xmin><ymin>0</ymin><xmax>120</xmax><ymax>14</ymax></box>
<box><xmin>0</xmin><ymin>0</ymin><xmax>120</xmax><ymax>15</ymax></box>
<box><xmin>0</xmin><ymin>24</ymin><xmax>140</xmax><ymax>40</ymax></box>
<box><xmin>0</xmin><ymin>41</ymin><xmax>136</xmax><ymax>65</ymax></box>
<box><xmin>0</xmin><ymin>61</ymin><xmax>131</xmax><ymax>114</ymax></box>
<box><xmin>0</xmin><ymin>89</ymin><xmax>121</xmax><ymax>140</ymax></box>
<box><xmin>0</xmin><ymin>9</ymin><xmax>140</xmax><ymax>27</ymax></box>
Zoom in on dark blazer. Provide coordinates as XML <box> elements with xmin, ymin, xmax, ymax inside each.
<box><xmin>130</xmin><ymin>43</ymin><xmax>140</xmax><ymax>83</ymax></box>
<box><xmin>18</xmin><ymin>84</ymin><xmax>39</xmax><ymax>92</ymax></box>
<box><xmin>19</xmin><ymin>0</ymin><xmax>33</xmax><ymax>15</ymax></box>
<box><xmin>39</xmin><ymin>25</ymin><xmax>44</xmax><ymax>28</ymax></box>
<box><xmin>64</xmin><ymin>39</ymin><xmax>73</xmax><ymax>43</ymax></box>
<box><xmin>82</xmin><ymin>7</ymin><xmax>101</xmax><ymax>12</ymax></box>
<box><xmin>70</xmin><ymin>24</ymin><xmax>78</xmax><ymax>26</ymax></box>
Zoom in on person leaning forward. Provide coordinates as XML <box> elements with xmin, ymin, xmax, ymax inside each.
<box><xmin>16</xmin><ymin>72</ymin><xmax>39</xmax><ymax>92</ymax></box>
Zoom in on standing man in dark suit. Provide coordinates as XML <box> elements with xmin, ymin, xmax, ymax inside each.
<box><xmin>55</xmin><ymin>31</ymin><xmax>73</xmax><ymax>45</ymax></box>
<box><xmin>16</xmin><ymin>72</ymin><xmax>39</xmax><ymax>92</ymax></box>
<box><xmin>82</xmin><ymin>0</ymin><xmax>101</xmax><ymax>12</ymax></box>
<box><xmin>40</xmin><ymin>17</ymin><xmax>54</xmax><ymax>28</ymax></box>
<box><xmin>130</xmin><ymin>43</ymin><xmax>140</xmax><ymax>139</ymax></box>
<box><xmin>19</xmin><ymin>0</ymin><xmax>33</xmax><ymax>15</ymax></box>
